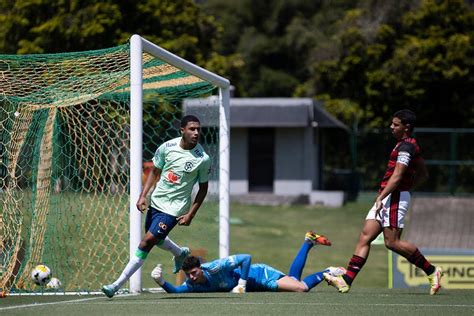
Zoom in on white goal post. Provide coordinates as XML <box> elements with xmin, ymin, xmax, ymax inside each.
<box><xmin>129</xmin><ymin>34</ymin><xmax>231</xmax><ymax>293</ymax></box>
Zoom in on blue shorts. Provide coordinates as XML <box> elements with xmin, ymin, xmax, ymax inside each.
<box><xmin>144</xmin><ymin>207</ymin><xmax>178</xmax><ymax>240</ymax></box>
<box><xmin>246</xmin><ymin>264</ymin><xmax>285</xmax><ymax>292</ymax></box>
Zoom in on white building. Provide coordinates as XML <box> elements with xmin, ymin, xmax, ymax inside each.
<box><xmin>184</xmin><ymin>97</ymin><xmax>348</xmax><ymax>206</ymax></box>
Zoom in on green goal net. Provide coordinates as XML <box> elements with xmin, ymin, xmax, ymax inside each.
<box><xmin>0</xmin><ymin>40</ymin><xmax>226</xmax><ymax>294</ymax></box>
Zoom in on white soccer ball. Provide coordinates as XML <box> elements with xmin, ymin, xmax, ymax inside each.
<box><xmin>46</xmin><ymin>277</ymin><xmax>62</xmax><ymax>289</ymax></box>
<box><xmin>31</xmin><ymin>264</ymin><xmax>52</xmax><ymax>286</ymax></box>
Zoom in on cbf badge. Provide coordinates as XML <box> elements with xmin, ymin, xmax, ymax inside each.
<box><xmin>184</xmin><ymin>161</ymin><xmax>194</xmax><ymax>172</ymax></box>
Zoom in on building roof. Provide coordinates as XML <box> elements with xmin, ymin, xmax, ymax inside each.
<box><xmin>183</xmin><ymin>97</ymin><xmax>348</xmax><ymax>129</ymax></box>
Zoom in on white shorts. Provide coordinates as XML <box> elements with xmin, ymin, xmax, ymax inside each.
<box><xmin>366</xmin><ymin>191</ymin><xmax>411</xmax><ymax>228</ymax></box>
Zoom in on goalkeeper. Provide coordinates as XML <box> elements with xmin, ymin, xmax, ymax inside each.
<box><xmin>151</xmin><ymin>231</ymin><xmax>345</xmax><ymax>293</ymax></box>
<box><xmin>102</xmin><ymin>115</ymin><xmax>211</xmax><ymax>298</ymax></box>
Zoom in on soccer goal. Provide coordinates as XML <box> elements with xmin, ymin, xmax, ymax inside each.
<box><xmin>0</xmin><ymin>34</ymin><xmax>230</xmax><ymax>294</ymax></box>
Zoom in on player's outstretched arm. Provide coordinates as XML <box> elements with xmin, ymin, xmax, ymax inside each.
<box><xmin>160</xmin><ymin>281</ymin><xmax>190</xmax><ymax>293</ymax></box>
<box><xmin>151</xmin><ymin>264</ymin><xmax>165</xmax><ymax>285</ymax></box>
<box><xmin>177</xmin><ymin>181</ymin><xmax>208</xmax><ymax>226</ymax></box>
<box><xmin>151</xmin><ymin>264</ymin><xmax>190</xmax><ymax>293</ymax></box>
<box><xmin>230</xmin><ymin>254</ymin><xmax>251</xmax><ymax>293</ymax></box>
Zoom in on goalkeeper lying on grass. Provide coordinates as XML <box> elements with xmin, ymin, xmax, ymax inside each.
<box><xmin>151</xmin><ymin>231</ymin><xmax>345</xmax><ymax>293</ymax></box>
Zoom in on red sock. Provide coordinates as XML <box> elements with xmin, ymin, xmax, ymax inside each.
<box><xmin>343</xmin><ymin>255</ymin><xmax>366</xmax><ymax>285</ymax></box>
<box><xmin>407</xmin><ymin>248</ymin><xmax>435</xmax><ymax>275</ymax></box>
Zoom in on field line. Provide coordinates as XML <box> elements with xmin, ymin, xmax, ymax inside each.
<box><xmin>0</xmin><ymin>296</ymin><xmax>102</xmax><ymax>311</ymax></box>
<box><xmin>80</xmin><ymin>301</ymin><xmax>474</xmax><ymax>308</ymax></box>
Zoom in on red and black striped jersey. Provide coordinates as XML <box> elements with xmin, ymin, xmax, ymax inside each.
<box><xmin>379</xmin><ymin>137</ymin><xmax>422</xmax><ymax>192</ymax></box>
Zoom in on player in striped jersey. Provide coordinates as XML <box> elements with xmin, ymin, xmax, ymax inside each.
<box><xmin>324</xmin><ymin>110</ymin><xmax>443</xmax><ymax>295</ymax></box>
<box><xmin>151</xmin><ymin>231</ymin><xmax>345</xmax><ymax>293</ymax></box>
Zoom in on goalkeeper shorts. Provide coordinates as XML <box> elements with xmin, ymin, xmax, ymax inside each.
<box><xmin>246</xmin><ymin>264</ymin><xmax>285</xmax><ymax>292</ymax></box>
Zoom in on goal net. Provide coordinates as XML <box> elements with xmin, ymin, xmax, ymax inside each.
<box><xmin>0</xmin><ymin>36</ymin><xmax>230</xmax><ymax>294</ymax></box>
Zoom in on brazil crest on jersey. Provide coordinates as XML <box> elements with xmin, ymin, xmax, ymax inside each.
<box><xmin>151</xmin><ymin>137</ymin><xmax>211</xmax><ymax>217</ymax></box>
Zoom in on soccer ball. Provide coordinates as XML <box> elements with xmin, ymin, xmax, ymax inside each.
<box><xmin>46</xmin><ymin>277</ymin><xmax>62</xmax><ymax>289</ymax></box>
<box><xmin>31</xmin><ymin>264</ymin><xmax>52</xmax><ymax>286</ymax></box>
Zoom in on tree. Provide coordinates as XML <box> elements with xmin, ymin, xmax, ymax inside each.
<box><xmin>201</xmin><ymin>0</ymin><xmax>354</xmax><ymax>97</ymax></box>
<box><xmin>306</xmin><ymin>0</ymin><xmax>474</xmax><ymax>128</ymax></box>
<box><xmin>0</xmin><ymin>0</ymin><xmax>232</xmax><ymax>68</ymax></box>
<box><xmin>0</xmin><ymin>0</ymin><xmax>123</xmax><ymax>54</ymax></box>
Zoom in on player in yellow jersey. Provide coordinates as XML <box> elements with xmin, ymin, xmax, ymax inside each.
<box><xmin>102</xmin><ymin>115</ymin><xmax>211</xmax><ymax>298</ymax></box>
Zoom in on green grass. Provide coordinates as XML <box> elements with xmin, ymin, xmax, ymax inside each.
<box><xmin>2</xmin><ymin>289</ymin><xmax>473</xmax><ymax>315</ymax></box>
<box><xmin>3</xmin><ymin>198</ymin><xmax>473</xmax><ymax>315</ymax></box>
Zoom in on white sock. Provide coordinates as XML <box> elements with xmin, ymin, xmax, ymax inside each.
<box><xmin>112</xmin><ymin>255</ymin><xmax>144</xmax><ymax>290</ymax></box>
<box><xmin>158</xmin><ymin>236</ymin><xmax>182</xmax><ymax>257</ymax></box>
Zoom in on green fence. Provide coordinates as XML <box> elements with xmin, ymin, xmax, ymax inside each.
<box><xmin>322</xmin><ymin>128</ymin><xmax>474</xmax><ymax>197</ymax></box>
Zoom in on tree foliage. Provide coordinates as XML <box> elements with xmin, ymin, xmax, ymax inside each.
<box><xmin>0</xmin><ymin>0</ymin><xmax>232</xmax><ymax>67</ymax></box>
<box><xmin>203</xmin><ymin>0</ymin><xmax>473</xmax><ymax>127</ymax></box>
<box><xmin>0</xmin><ymin>0</ymin><xmax>472</xmax><ymax>127</ymax></box>
<box><xmin>202</xmin><ymin>0</ymin><xmax>353</xmax><ymax>97</ymax></box>
<box><xmin>306</xmin><ymin>0</ymin><xmax>474</xmax><ymax>127</ymax></box>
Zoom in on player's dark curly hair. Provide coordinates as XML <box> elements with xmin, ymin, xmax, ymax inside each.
<box><xmin>393</xmin><ymin>109</ymin><xmax>416</xmax><ymax>132</ymax></box>
<box><xmin>181</xmin><ymin>115</ymin><xmax>200</xmax><ymax>128</ymax></box>
<box><xmin>182</xmin><ymin>255</ymin><xmax>201</xmax><ymax>271</ymax></box>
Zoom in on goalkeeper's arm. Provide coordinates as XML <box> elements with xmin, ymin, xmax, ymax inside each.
<box><xmin>161</xmin><ymin>281</ymin><xmax>190</xmax><ymax>293</ymax></box>
<box><xmin>231</xmin><ymin>254</ymin><xmax>251</xmax><ymax>293</ymax></box>
<box><xmin>151</xmin><ymin>264</ymin><xmax>190</xmax><ymax>293</ymax></box>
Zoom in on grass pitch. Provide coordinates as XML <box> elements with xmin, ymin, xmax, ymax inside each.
<box><xmin>1</xmin><ymin>289</ymin><xmax>473</xmax><ymax>315</ymax></box>
<box><xmin>3</xmin><ymin>196</ymin><xmax>473</xmax><ymax>315</ymax></box>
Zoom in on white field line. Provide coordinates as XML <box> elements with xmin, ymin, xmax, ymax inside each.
<box><xmin>2</xmin><ymin>297</ymin><xmax>472</xmax><ymax>311</ymax></box>
<box><xmin>6</xmin><ymin>288</ymin><xmax>163</xmax><ymax>296</ymax></box>
<box><xmin>70</xmin><ymin>301</ymin><xmax>474</xmax><ymax>308</ymax></box>
<box><xmin>0</xmin><ymin>297</ymin><xmax>101</xmax><ymax>311</ymax></box>
<box><xmin>7</xmin><ymin>291</ymin><xmax>104</xmax><ymax>296</ymax></box>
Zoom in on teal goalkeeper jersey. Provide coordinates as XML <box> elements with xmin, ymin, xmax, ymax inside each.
<box><xmin>151</xmin><ymin>137</ymin><xmax>211</xmax><ymax>217</ymax></box>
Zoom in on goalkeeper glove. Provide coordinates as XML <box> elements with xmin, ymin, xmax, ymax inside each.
<box><xmin>231</xmin><ymin>279</ymin><xmax>247</xmax><ymax>293</ymax></box>
<box><xmin>151</xmin><ymin>264</ymin><xmax>165</xmax><ymax>286</ymax></box>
